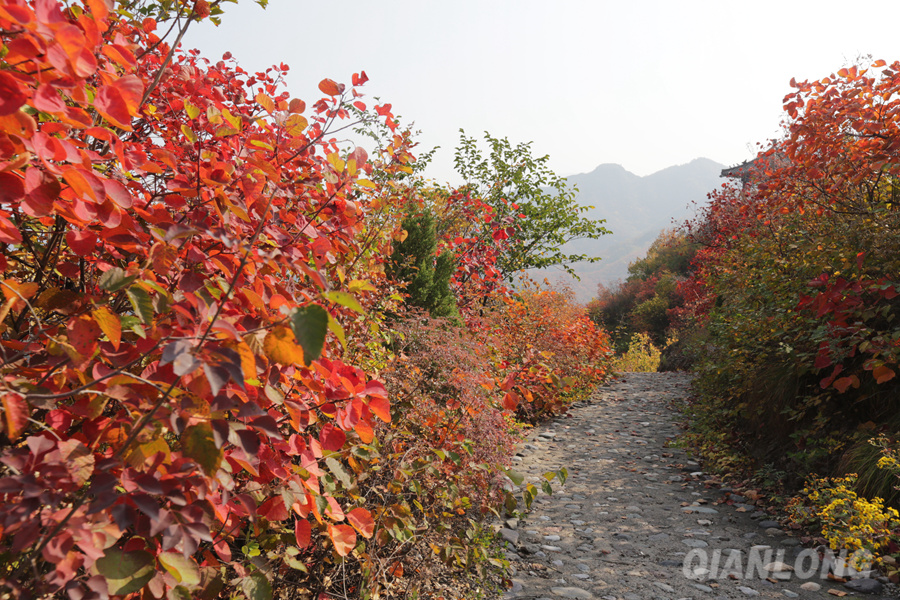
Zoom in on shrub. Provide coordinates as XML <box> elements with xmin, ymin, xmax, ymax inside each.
<box><xmin>612</xmin><ymin>332</ymin><xmax>662</xmax><ymax>373</ymax></box>
<box><xmin>787</xmin><ymin>474</ymin><xmax>900</xmax><ymax>567</ymax></box>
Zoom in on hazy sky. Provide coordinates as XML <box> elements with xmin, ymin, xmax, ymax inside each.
<box><xmin>185</xmin><ymin>0</ymin><xmax>900</xmax><ymax>185</ymax></box>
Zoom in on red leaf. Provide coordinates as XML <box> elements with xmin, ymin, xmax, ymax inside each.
<box><xmin>0</xmin><ymin>214</ymin><xmax>22</xmax><ymax>244</ymax></box>
<box><xmin>1</xmin><ymin>392</ymin><xmax>29</xmax><ymax>441</ymax></box>
<box><xmin>32</xmin><ymin>84</ymin><xmax>67</xmax><ymax>114</ymax></box>
<box><xmin>319</xmin><ymin>424</ymin><xmax>345</xmax><ymax>451</ymax></box>
<box><xmin>66</xmin><ymin>229</ymin><xmax>97</xmax><ymax>256</ymax></box>
<box><xmin>351</xmin><ymin>71</ymin><xmax>368</xmax><ymax>86</ymax></box>
<box><xmin>318</xmin><ymin>79</ymin><xmax>342</xmax><ymax>96</ymax></box>
<box><xmin>346</xmin><ymin>507</ymin><xmax>374</xmax><ymax>538</ymax></box>
<box><xmin>23</xmin><ymin>168</ymin><xmax>60</xmax><ymax>217</ymax></box>
<box><xmin>103</xmin><ymin>178</ymin><xmax>133</xmax><ymax>209</ymax></box>
<box><xmin>295</xmin><ymin>519</ymin><xmax>311</xmax><ymax>547</ymax></box>
<box><xmin>0</xmin><ymin>172</ymin><xmax>25</xmax><ymax>204</ymax></box>
<box><xmin>258</xmin><ymin>496</ymin><xmax>289</xmax><ymax>522</ymax></box>
<box><xmin>0</xmin><ymin>72</ymin><xmax>28</xmax><ymax>116</ymax></box>
<box><xmin>94</xmin><ymin>75</ymin><xmax>143</xmax><ymax>130</ymax></box>
<box><xmin>502</xmin><ymin>391</ymin><xmax>520</xmax><ymax>410</ymax></box>
<box><xmin>874</xmin><ymin>365</ymin><xmax>896</xmax><ymax>384</ymax></box>
<box><xmin>328</xmin><ymin>524</ymin><xmax>356</xmax><ymax>556</ymax></box>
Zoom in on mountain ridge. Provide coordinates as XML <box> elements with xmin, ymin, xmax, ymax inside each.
<box><xmin>538</xmin><ymin>157</ymin><xmax>727</xmax><ymax>303</ymax></box>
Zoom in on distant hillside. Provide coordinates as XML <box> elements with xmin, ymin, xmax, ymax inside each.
<box><xmin>535</xmin><ymin>158</ymin><xmax>726</xmax><ymax>303</ymax></box>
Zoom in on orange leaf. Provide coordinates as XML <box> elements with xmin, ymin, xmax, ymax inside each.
<box><xmin>2</xmin><ymin>392</ymin><xmax>29</xmax><ymax>441</ymax></box>
<box><xmin>235</xmin><ymin>340</ymin><xmax>257</xmax><ymax>382</ymax></box>
<box><xmin>85</xmin><ymin>0</ymin><xmax>111</xmax><ymax>23</ymax></box>
<box><xmin>101</xmin><ymin>44</ymin><xmax>137</xmax><ymax>70</ymax></box>
<box><xmin>502</xmin><ymin>391</ymin><xmax>520</xmax><ymax>410</ymax></box>
<box><xmin>288</xmin><ymin>98</ymin><xmax>306</xmax><ymax>114</ymax></box>
<box><xmin>67</xmin><ymin>314</ymin><xmax>101</xmax><ymax>358</ymax></box>
<box><xmin>346</xmin><ymin>507</ymin><xmax>374</xmax><ymax>538</ymax></box>
<box><xmin>354</xmin><ymin>419</ymin><xmax>374</xmax><ymax>443</ymax></box>
<box><xmin>255</xmin><ymin>93</ymin><xmax>275</xmax><ymax>114</ymax></box>
<box><xmin>833</xmin><ymin>375</ymin><xmax>859</xmax><ymax>394</ymax></box>
<box><xmin>328</xmin><ymin>524</ymin><xmax>356</xmax><ymax>556</ymax></box>
<box><xmin>2</xmin><ymin>279</ymin><xmax>39</xmax><ymax>304</ymax></box>
<box><xmin>874</xmin><ymin>365</ymin><xmax>896</xmax><ymax>384</ymax></box>
<box><xmin>318</xmin><ymin>79</ymin><xmax>341</xmax><ymax>96</ymax></box>
<box><xmin>367</xmin><ymin>396</ymin><xmax>390</xmax><ymax>423</ymax></box>
<box><xmin>62</xmin><ymin>168</ymin><xmax>105</xmax><ymax>202</ymax></box>
<box><xmin>92</xmin><ymin>306</ymin><xmax>121</xmax><ymax>350</ymax></box>
<box><xmin>295</xmin><ymin>519</ymin><xmax>311</xmax><ymax>548</ymax></box>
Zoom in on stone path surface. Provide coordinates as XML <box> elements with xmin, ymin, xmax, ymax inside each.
<box><xmin>498</xmin><ymin>372</ymin><xmax>893</xmax><ymax>600</ymax></box>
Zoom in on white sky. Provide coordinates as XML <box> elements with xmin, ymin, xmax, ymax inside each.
<box><xmin>185</xmin><ymin>0</ymin><xmax>900</xmax><ymax>185</ymax></box>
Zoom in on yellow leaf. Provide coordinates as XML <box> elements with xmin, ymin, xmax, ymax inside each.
<box><xmin>285</xmin><ymin>114</ymin><xmax>308</xmax><ymax>137</ymax></box>
<box><xmin>180</xmin><ymin>124</ymin><xmax>198</xmax><ymax>143</ymax></box>
<box><xmin>327</xmin><ymin>313</ymin><xmax>346</xmax><ymax>351</ymax></box>
<box><xmin>327</xmin><ymin>153</ymin><xmax>345</xmax><ymax>173</ymax></box>
<box><xmin>222</xmin><ymin>108</ymin><xmax>242</xmax><ymax>131</ymax></box>
<box><xmin>249</xmin><ymin>139</ymin><xmax>274</xmax><ymax>151</ymax></box>
<box><xmin>348</xmin><ymin>279</ymin><xmax>376</xmax><ymax>293</ymax></box>
<box><xmin>184</xmin><ymin>101</ymin><xmax>200</xmax><ymax>120</ymax></box>
<box><xmin>263</xmin><ymin>326</ymin><xmax>305</xmax><ymax>365</ymax></box>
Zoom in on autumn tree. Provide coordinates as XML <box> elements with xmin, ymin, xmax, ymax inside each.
<box><xmin>680</xmin><ymin>59</ymin><xmax>900</xmax><ymax>493</ymax></box>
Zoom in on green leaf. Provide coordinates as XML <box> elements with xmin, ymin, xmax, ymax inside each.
<box><xmin>504</xmin><ymin>491</ymin><xmax>517</xmax><ymax>514</ymax></box>
<box><xmin>95</xmin><ymin>548</ymin><xmax>155</xmax><ymax>595</ymax></box>
<box><xmin>541</xmin><ymin>480</ymin><xmax>553</xmax><ymax>495</ymax></box>
<box><xmin>503</xmin><ymin>468</ymin><xmax>524</xmax><ymax>486</ymax></box>
<box><xmin>289</xmin><ymin>304</ymin><xmax>329</xmax><ymax>366</ymax></box>
<box><xmin>181</xmin><ymin>423</ymin><xmax>222</xmax><ymax>476</ymax></box>
<box><xmin>322</xmin><ymin>290</ymin><xmax>365</xmax><ymax>314</ymax></box>
<box><xmin>98</xmin><ymin>267</ymin><xmax>136</xmax><ymax>292</ymax></box>
<box><xmin>325</xmin><ymin>457</ymin><xmax>354</xmax><ymax>489</ymax></box>
<box><xmin>158</xmin><ymin>552</ymin><xmax>201</xmax><ymax>587</ymax></box>
<box><xmin>126</xmin><ymin>287</ymin><xmax>154</xmax><ymax>324</ymax></box>
<box><xmin>242</xmin><ymin>573</ymin><xmax>272</xmax><ymax>600</ymax></box>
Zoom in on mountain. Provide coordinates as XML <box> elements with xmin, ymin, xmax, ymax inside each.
<box><xmin>536</xmin><ymin>158</ymin><xmax>726</xmax><ymax>303</ymax></box>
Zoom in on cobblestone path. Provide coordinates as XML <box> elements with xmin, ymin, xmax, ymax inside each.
<box><xmin>498</xmin><ymin>372</ymin><xmax>890</xmax><ymax>600</ymax></box>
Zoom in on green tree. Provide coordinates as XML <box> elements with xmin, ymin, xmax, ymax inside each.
<box><xmin>452</xmin><ymin>131</ymin><xmax>610</xmax><ymax>278</ymax></box>
<box><xmin>388</xmin><ymin>208</ymin><xmax>459</xmax><ymax>319</ymax></box>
